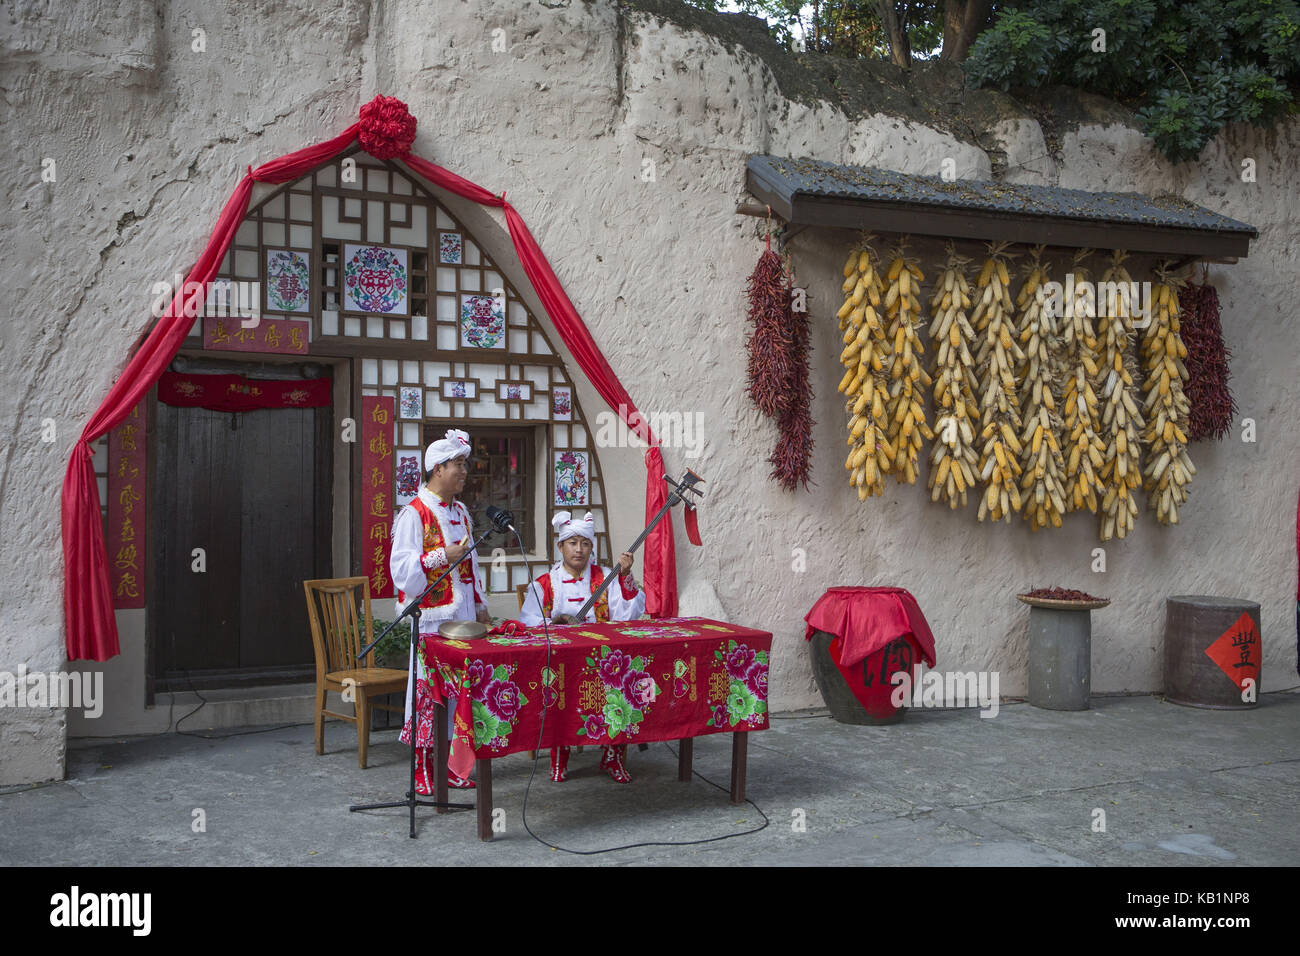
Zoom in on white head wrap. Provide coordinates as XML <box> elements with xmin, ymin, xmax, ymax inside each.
<box><xmin>552</xmin><ymin>511</ymin><xmax>595</xmax><ymax>544</ymax></box>
<box><xmin>424</xmin><ymin>428</ymin><xmax>471</xmax><ymax>472</ymax></box>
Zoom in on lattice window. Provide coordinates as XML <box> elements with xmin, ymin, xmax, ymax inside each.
<box><xmin>194</xmin><ymin>148</ymin><xmax>615</xmax><ymax>593</ymax></box>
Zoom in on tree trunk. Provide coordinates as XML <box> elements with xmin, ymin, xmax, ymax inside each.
<box><xmin>939</xmin><ymin>0</ymin><xmax>992</xmax><ymax>62</ymax></box>
<box><xmin>878</xmin><ymin>0</ymin><xmax>911</xmax><ymax>68</ymax></box>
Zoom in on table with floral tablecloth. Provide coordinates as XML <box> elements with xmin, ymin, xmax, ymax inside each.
<box><xmin>417</xmin><ymin>616</ymin><xmax>773</xmax><ymax>840</ymax></box>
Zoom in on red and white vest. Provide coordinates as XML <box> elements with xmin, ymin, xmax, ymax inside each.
<box><xmin>535</xmin><ymin>565</ymin><xmax>612</xmax><ymax>623</ymax></box>
<box><xmin>396</xmin><ymin>497</ymin><xmax>476</xmax><ymax>609</ymax></box>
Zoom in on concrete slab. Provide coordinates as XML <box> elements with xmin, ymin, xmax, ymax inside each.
<box><xmin>2</xmin><ymin>692</ymin><xmax>1297</xmax><ymax>866</ymax></box>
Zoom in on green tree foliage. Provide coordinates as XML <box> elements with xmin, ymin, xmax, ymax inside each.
<box><xmin>678</xmin><ymin>0</ymin><xmax>1296</xmax><ymax>161</ymax></box>
<box><xmin>962</xmin><ymin>0</ymin><xmax>1300</xmax><ymax>162</ymax></box>
<box><xmin>694</xmin><ymin>1</ymin><xmax>945</xmax><ymax>60</ymax></box>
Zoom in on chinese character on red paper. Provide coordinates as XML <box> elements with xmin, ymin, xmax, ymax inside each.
<box><xmin>114</xmin><ymin>544</ymin><xmax>139</xmax><ymax>571</ymax></box>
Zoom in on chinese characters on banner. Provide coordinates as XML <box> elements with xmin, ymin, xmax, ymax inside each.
<box><xmin>107</xmin><ymin>400</ymin><xmax>147</xmax><ymax>608</ymax></box>
<box><xmin>203</xmin><ymin>316</ymin><xmax>309</xmax><ymax>355</ymax></box>
<box><xmin>362</xmin><ymin>396</ymin><xmax>396</xmax><ymax>599</ymax></box>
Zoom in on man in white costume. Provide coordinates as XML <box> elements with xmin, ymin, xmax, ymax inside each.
<box><xmin>391</xmin><ymin>428</ymin><xmax>491</xmax><ymax>793</ymax></box>
<box><xmin>520</xmin><ymin>510</ymin><xmax>645</xmax><ymax>783</ymax></box>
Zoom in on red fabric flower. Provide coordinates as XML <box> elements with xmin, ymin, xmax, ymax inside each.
<box><xmin>724</xmin><ymin>644</ymin><xmax>756</xmax><ymax>680</ymax></box>
<box><xmin>358</xmin><ymin>95</ymin><xmax>417</xmax><ymax>159</ymax></box>
<box><xmin>622</xmin><ymin>670</ymin><xmax>655</xmax><ymax>708</ymax></box>
<box><xmin>482</xmin><ymin>678</ymin><xmax>521</xmax><ymax>722</ymax></box>
<box><xmin>465</xmin><ymin>659</ymin><xmax>492</xmax><ymax>697</ymax></box>
<box><xmin>597</xmin><ymin>649</ymin><xmax>633</xmax><ymax>687</ymax></box>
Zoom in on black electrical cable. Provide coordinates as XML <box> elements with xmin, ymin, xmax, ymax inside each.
<box><xmin>174</xmin><ymin>671</ymin><xmax>297</xmax><ymax>739</ymax></box>
<box><xmin>510</xmin><ymin>530</ymin><xmax>768</xmax><ymax>855</ymax></box>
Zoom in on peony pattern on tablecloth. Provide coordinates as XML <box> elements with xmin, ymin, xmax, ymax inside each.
<box><xmin>577</xmin><ymin>645</ymin><xmax>659</xmax><ymax>743</ymax></box>
<box><xmin>464</xmin><ymin>659</ymin><xmax>529</xmax><ymax>751</ymax></box>
<box><xmin>708</xmin><ymin>640</ymin><xmax>768</xmax><ymax>729</ymax></box>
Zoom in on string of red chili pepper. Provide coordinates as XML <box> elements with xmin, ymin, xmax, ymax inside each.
<box><xmin>1178</xmin><ymin>273</ymin><xmax>1235</xmax><ymax>441</ymax></box>
<box><xmin>745</xmin><ymin>233</ymin><xmax>797</xmax><ymax>418</ymax></box>
<box><xmin>769</xmin><ymin>261</ymin><xmax>815</xmax><ymax>491</ymax></box>
<box><xmin>745</xmin><ymin>228</ymin><xmax>814</xmax><ymax>491</ymax></box>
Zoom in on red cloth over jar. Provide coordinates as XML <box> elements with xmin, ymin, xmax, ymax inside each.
<box><xmin>803</xmin><ymin>586</ymin><xmax>937</xmax><ymax>669</ymax></box>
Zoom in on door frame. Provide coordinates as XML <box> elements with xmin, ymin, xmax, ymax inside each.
<box><xmin>146</xmin><ymin>355</ymin><xmax>334</xmax><ymax>701</ymax></box>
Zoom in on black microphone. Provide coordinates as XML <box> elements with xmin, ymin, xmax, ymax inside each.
<box><xmin>485</xmin><ymin>505</ymin><xmax>516</xmax><ymax>533</ymax></box>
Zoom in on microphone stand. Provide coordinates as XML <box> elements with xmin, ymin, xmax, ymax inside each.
<box><xmin>349</xmin><ymin>522</ymin><xmax>497</xmax><ymax>838</ymax></box>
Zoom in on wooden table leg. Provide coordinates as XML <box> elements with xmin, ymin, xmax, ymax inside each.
<box><xmin>729</xmin><ymin>732</ymin><xmax>748</xmax><ymax>804</ymax></box>
<box><xmin>678</xmin><ymin>738</ymin><xmax>693</xmax><ymax>782</ymax></box>
<box><xmin>476</xmin><ymin>758</ymin><xmax>494</xmax><ymax>842</ymax></box>
<box><xmin>434</xmin><ymin>701</ymin><xmax>449</xmax><ymax>812</ymax></box>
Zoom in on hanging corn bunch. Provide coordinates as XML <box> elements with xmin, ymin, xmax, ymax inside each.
<box><xmin>882</xmin><ymin>241</ymin><xmax>933</xmax><ymax>485</ymax></box>
<box><xmin>1015</xmin><ymin>247</ymin><xmax>1067</xmax><ymax>530</ymax></box>
<box><xmin>1097</xmin><ymin>250</ymin><xmax>1144</xmax><ymax>541</ymax></box>
<box><xmin>1140</xmin><ymin>264</ymin><xmax>1194</xmax><ymax>524</ymax></box>
<box><xmin>926</xmin><ymin>246</ymin><xmax>979</xmax><ymax>509</ymax></box>
<box><xmin>838</xmin><ymin>238</ymin><xmax>894</xmax><ymax>499</ymax></box>
<box><xmin>1060</xmin><ymin>251</ymin><xmax>1106</xmax><ymax>514</ymax></box>
<box><xmin>972</xmin><ymin>242</ymin><xmax>1024</xmax><ymax>523</ymax></box>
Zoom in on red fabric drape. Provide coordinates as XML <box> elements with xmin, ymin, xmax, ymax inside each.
<box><xmin>157</xmin><ymin>372</ymin><xmax>331</xmax><ymax>412</ymax></box>
<box><xmin>62</xmin><ymin>125</ymin><xmax>359</xmax><ymax>660</ymax></box>
<box><xmin>803</xmin><ymin>587</ymin><xmax>937</xmax><ymax>669</ymax></box>
<box><xmin>63</xmin><ymin>105</ymin><xmax>678</xmax><ymax>661</ymax></box>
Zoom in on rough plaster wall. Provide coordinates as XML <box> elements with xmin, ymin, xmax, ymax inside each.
<box><xmin>2</xmin><ymin>0</ymin><xmax>1296</xmax><ymax>783</ymax></box>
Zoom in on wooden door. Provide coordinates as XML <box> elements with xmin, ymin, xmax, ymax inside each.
<box><xmin>152</xmin><ymin>374</ymin><xmax>332</xmax><ymax>691</ymax></box>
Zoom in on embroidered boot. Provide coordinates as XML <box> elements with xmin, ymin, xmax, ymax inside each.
<box><xmin>413</xmin><ymin>747</ymin><xmax>435</xmax><ymax>796</ymax></box>
<box><xmin>447</xmin><ymin>767</ymin><xmax>476</xmax><ymax>789</ymax></box>
<box><xmin>550</xmin><ymin>746</ymin><xmax>571</xmax><ymax>782</ymax></box>
<box><xmin>600</xmin><ymin>744</ymin><xmax>631</xmax><ymax>784</ymax></box>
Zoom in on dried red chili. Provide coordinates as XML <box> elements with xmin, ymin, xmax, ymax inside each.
<box><xmin>746</xmin><ymin>249</ymin><xmax>795</xmax><ymax>418</ymax></box>
<box><xmin>1179</xmin><ymin>278</ymin><xmax>1235</xmax><ymax>442</ymax></box>
<box><xmin>1024</xmin><ymin>587</ymin><xmax>1104</xmax><ymax>601</ymax></box>
<box><xmin>746</xmin><ymin>245</ymin><xmax>815</xmax><ymax>491</ymax></box>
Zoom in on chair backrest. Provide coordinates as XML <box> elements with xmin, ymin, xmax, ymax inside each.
<box><xmin>515</xmin><ymin>582</ymin><xmax>529</xmax><ymax>612</ymax></box>
<box><xmin>303</xmin><ymin>577</ymin><xmax>374</xmax><ymax>675</ymax></box>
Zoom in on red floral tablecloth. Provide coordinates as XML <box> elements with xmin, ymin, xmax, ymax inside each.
<box><xmin>419</xmin><ymin>617</ymin><xmax>773</xmax><ymax>778</ymax></box>
<box><xmin>803</xmin><ymin>586</ymin><xmax>937</xmax><ymax>668</ymax></box>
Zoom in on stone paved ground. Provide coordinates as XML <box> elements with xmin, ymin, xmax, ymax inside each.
<box><xmin>2</xmin><ymin>692</ymin><xmax>1297</xmax><ymax>866</ymax></box>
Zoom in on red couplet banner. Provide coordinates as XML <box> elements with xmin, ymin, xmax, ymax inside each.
<box><xmin>362</xmin><ymin>396</ymin><xmax>396</xmax><ymax>599</ymax></box>
<box><xmin>107</xmin><ymin>401</ymin><xmax>148</xmax><ymax>609</ymax></box>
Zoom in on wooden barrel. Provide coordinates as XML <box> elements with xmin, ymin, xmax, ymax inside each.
<box><xmin>1163</xmin><ymin>595</ymin><xmax>1262</xmax><ymax>709</ymax></box>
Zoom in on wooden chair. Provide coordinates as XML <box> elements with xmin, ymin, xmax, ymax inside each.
<box><xmin>303</xmin><ymin>577</ymin><xmax>409</xmax><ymax>769</ymax></box>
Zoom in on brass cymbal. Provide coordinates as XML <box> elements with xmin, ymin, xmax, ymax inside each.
<box><xmin>438</xmin><ymin>619</ymin><xmax>488</xmax><ymax>640</ymax></box>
